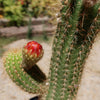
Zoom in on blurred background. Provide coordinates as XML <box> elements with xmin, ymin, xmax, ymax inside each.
<box><xmin>0</xmin><ymin>0</ymin><xmax>61</xmax><ymax>57</ymax></box>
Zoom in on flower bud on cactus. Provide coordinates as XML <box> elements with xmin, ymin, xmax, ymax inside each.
<box><xmin>3</xmin><ymin>41</ymin><xmax>45</xmax><ymax>94</ymax></box>
<box><xmin>22</xmin><ymin>41</ymin><xmax>44</xmax><ymax>70</ymax></box>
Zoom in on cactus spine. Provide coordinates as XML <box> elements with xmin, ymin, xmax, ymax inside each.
<box><xmin>46</xmin><ymin>0</ymin><xmax>100</xmax><ymax>100</ymax></box>
<box><xmin>2</xmin><ymin>0</ymin><xmax>100</xmax><ymax>99</ymax></box>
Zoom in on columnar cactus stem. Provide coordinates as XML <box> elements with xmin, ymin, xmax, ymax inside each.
<box><xmin>2</xmin><ymin>0</ymin><xmax>100</xmax><ymax>99</ymax></box>
<box><xmin>46</xmin><ymin>0</ymin><xmax>100</xmax><ymax>100</ymax></box>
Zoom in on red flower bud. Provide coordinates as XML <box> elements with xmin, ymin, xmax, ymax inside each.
<box><xmin>22</xmin><ymin>41</ymin><xmax>44</xmax><ymax>70</ymax></box>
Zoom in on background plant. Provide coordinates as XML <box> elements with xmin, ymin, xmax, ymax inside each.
<box><xmin>27</xmin><ymin>13</ymin><xmax>33</xmax><ymax>39</ymax></box>
<box><xmin>23</xmin><ymin>0</ymin><xmax>61</xmax><ymax>18</ymax></box>
<box><xmin>0</xmin><ymin>0</ymin><xmax>60</xmax><ymax>26</ymax></box>
<box><xmin>3</xmin><ymin>0</ymin><xmax>25</xmax><ymax>26</ymax></box>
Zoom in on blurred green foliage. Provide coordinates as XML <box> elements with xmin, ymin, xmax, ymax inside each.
<box><xmin>3</xmin><ymin>0</ymin><xmax>24</xmax><ymax>26</ymax></box>
<box><xmin>0</xmin><ymin>0</ymin><xmax>60</xmax><ymax>26</ymax></box>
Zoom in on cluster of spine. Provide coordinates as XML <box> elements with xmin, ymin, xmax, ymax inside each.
<box><xmin>46</xmin><ymin>0</ymin><xmax>100</xmax><ymax>100</ymax></box>
<box><xmin>3</xmin><ymin>49</ymin><xmax>45</xmax><ymax>94</ymax></box>
<box><xmin>2</xmin><ymin>0</ymin><xmax>100</xmax><ymax>99</ymax></box>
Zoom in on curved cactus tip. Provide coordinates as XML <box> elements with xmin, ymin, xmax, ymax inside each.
<box><xmin>2</xmin><ymin>42</ymin><xmax>45</xmax><ymax>94</ymax></box>
<box><xmin>22</xmin><ymin>41</ymin><xmax>44</xmax><ymax>70</ymax></box>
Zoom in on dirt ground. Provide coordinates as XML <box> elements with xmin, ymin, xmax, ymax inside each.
<box><xmin>0</xmin><ymin>32</ymin><xmax>100</xmax><ymax>100</ymax></box>
<box><xmin>76</xmin><ymin>32</ymin><xmax>100</xmax><ymax>100</ymax></box>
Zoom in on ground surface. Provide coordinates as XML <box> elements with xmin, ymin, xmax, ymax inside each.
<box><xmin>76</xmin><ymin>32</ymin><xmax>100</xmax><ymax>100</ymax></box>
<box><xmin>0</xmin><ymin>32</ymin><xmax>100</xmax><ymax>100</ymax></box>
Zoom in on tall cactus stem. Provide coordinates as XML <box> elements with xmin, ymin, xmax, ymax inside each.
<box><xmin>46</xmin><ymin>0</ymin><xmax>100</xmax><ymax>100</ymax></box>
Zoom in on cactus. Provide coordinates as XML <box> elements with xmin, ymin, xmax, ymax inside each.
<box><xmin>3</xmin><ymin>41</ymin><xmax>45</xmax><ymax>95</ymax></box>
<box><xmin>2</xmin><ymin>0</ymin><xmax>100</xmax><ymax>100</ymax></box>
<box><xmin>46</xmin><ymin>0</ymin><xmax>100</xmax><ymax>100</ymax></box>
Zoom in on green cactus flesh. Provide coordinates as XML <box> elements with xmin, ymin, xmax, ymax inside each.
<box><xmin>3</xmin><ymin>49</ymin><xmax>45</xmax><ymax>94</ymax></box>
<box><xmin>3</xmin><ymin>0</ymin><xmax>100</xmax><ymax>100</ymax></box>
<box><xmin>46</xmin><ymin>0</ymin><xmax>100</xmax><ymax>100</ymax></box>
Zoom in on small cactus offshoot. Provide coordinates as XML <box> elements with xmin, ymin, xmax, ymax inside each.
<box><xmin>3</xmin><ymin>41</ymin><xmax>45</xmax><ymax>94</ymax></box>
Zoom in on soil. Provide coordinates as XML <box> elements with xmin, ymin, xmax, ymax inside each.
<box><xmin>76</xmin><ymin>32</ymin><xmax>100</xmax><ymax>100</ymax></box>
<box><xmin>0</xmin><ymin>32</ymin><xmax>100</xmax><ymax>100</ymax></box>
